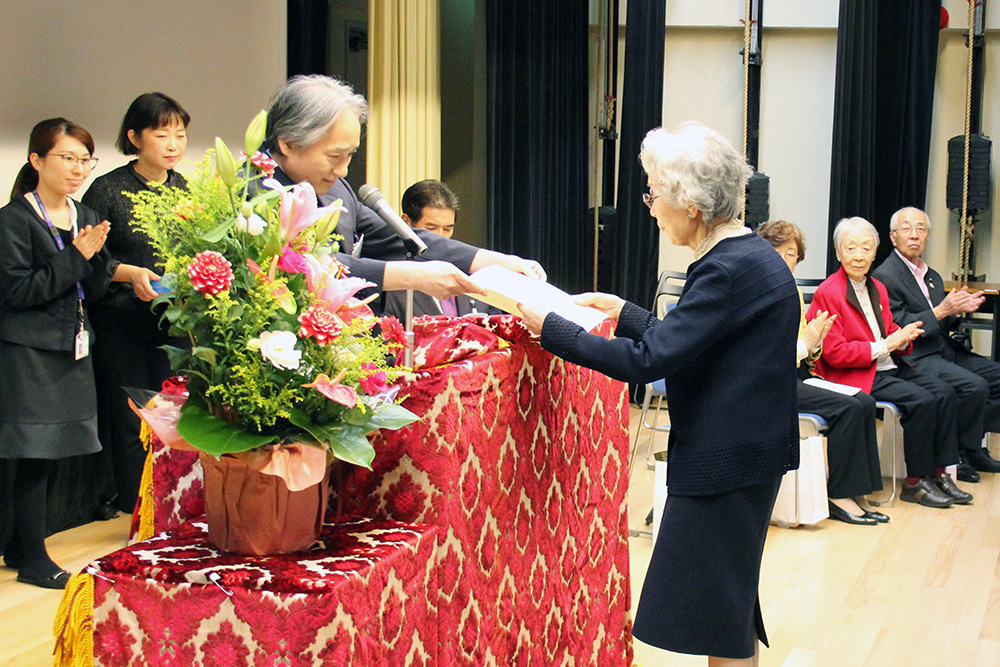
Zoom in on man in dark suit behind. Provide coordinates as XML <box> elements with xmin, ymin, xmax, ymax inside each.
<box><xmin>381</xmin><ymin>180</ymin><xmax>494</xmax><ymax>319</ymax></box>
<box><xmin>872</xmin><ymin>206</ymin><xmax>1000</xmax><ymax>481</ymax></box>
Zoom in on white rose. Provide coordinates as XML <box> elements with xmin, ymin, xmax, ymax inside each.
<box><xmin>236</xmin><ymin>213</ymin><xmax>268</xmax><ymax>236</ymax></box>
<box><xmin>257</xmin><ymin>330</ymin><xmax>301</xmax><ymax>370</ymax></box>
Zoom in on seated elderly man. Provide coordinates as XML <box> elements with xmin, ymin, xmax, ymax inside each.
<box><xmin>872</xmin><ymin>206</ymin><xmax>1000</xmax><ymax>482</ymax></box>
<box><xmin>807</xmin><ymin>217</ymin><xmax>971</xmax><ymax>508</ymax></box>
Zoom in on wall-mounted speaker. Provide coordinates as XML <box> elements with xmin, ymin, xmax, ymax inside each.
<box><xmin>947</xmin><ymin>134</ymin><xmax>991</xmax><ymax>212</ymax></box>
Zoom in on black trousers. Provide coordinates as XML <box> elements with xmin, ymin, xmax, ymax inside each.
<box><xmin>939</xmin><ymin>344</ymin><xmax>1000</xmax><ymax>435</ymax></box>
<box><xmin>797</xmin><ymin>380</ymin><xmax>881</xmax><ymax>498</ymax></box>
<box><xmin>90</xmin><ymin>305</ymin><xmax>178</xmax><ymax>512</ymax></box>
<box><xmin>869</xmin><ymin>365</ymin><xmax>960</xmax><ymax>478</ymax></box>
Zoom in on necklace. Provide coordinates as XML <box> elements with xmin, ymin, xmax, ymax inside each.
<box><xmin>693</xmin><ymin>219</ymin><xmax>749</xmax><ymax>260</ymax></box>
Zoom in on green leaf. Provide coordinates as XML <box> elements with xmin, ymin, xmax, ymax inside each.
<box><xmin>201</xmin><ymin>217</ymin><xmax>237</xmax><ymax>243</ymax></box>
<box><xmin>288</xmin><ymin>409</ymin><xmax>376</xmax><ymax>469</ymax></box>
<box><xmin>191</xmin><ymin>346</ymin><xmax>217</xmax><ymax>365</ymax></box>
<box><xmin>248</xmin><ymin>188</ymin><xmax>281</xmax><ymax>208</ymax></box>
<box><xmin>163</xmin><ymin>345</ymin><xmax>191</xmax><ymax>369</ymax></box>
<box><xmin>364</xmin><ymin>402</ymin><xmax>420</xmax><ymax>430</ymax></box>
<box><xmin>177</xmin><ymin>402</ymin><xmax>278</xmax><ymax>455</ymax></box>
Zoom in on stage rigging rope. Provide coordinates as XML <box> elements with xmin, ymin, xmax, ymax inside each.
<box><xmin>959</xmin><ymin>0</ymin><xmax>976</xmax><ymax>280</ymax></box>
<box><xmin>741</xmin><ymin>0</ymin><xmax>752</xmax><ymax>223</ymax></box>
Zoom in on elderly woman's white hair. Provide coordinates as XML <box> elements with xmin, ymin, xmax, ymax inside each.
<box><xmin>639</xmin><ymin>122</ymin><xmax>753</xmax><ymax>225</ymax></box>
<box><xmin>832</xmin><ymin>216</ymin><xmax>880</xmax><ymax>253</ymax></box>
<box><xmin>266</xmin><ymin>74</ymin><xmax>369</xmax><ymax>155</ymax></box>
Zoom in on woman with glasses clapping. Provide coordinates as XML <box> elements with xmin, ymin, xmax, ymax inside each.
<box><xmin>0</xmin><ymin>118</ymin><xmax>115</xmax><ymax>589</ymax></box>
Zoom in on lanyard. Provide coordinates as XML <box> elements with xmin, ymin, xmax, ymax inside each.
<box><xmin>32</xmin><ymin>191</ymin><xmax>86</xmax><ymax>302</ymax></box>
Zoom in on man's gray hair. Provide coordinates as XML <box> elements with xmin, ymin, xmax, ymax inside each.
<box><xmin>832</xmin><ymin>216</ymin><xmax>880</xmax><ymax>252</ymax></box>
<box><xmin>639</xmin><ymin>122</ymin><xmax>752</xmax><ymax>225</ymax></box>
<box><xmin>266</xmin><ymin>74</ymin><xmax>369</xmax><ymax>155</ymax></box>
<box><xmin>889</xmin><ymin>206</ymin><xmax>932</xmax><ymax>233</ymax></box>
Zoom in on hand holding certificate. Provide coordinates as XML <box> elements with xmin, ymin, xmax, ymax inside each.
<box><xmin>466</xmin><ymin>265</ymin><xmax>609</xmax><ymax>332</ymax></box>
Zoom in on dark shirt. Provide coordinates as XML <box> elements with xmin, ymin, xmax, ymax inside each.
<box><xmin>81</xmin><ymin>161</ymin><xmax>187</xmax><ymax>311</ymax></box>
<box><xmin>541</xmin><ymin>234</ymin><xmax>800</xmax><ymax>496</ymax></box>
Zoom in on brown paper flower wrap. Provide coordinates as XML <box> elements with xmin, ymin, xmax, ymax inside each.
<box><xmin>200</xmin><ymin>449</ymin><xmax>330</xmax><ymax>555</ymax></box>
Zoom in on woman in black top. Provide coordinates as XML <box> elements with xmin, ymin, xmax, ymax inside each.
<box><xmin>81</xmin><ymin>93</ymin><xmax>190</xmax><ymax>513</ymax></box>
<box><xmin>0</xmin><ymin>118</ymin><xmax>114</xmax><ymax>588</ymax></box>
<box><xmin>521</xmin><ymin>124</ymin><xmax>799</xmax><ymax>664</ymax></box>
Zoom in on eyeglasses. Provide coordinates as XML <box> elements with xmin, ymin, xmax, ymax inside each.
<box><xmin>642</xmin><ymin>192</ymin><xmax>660</xmax><ymax>209</ymax></box>
<box><xmin>48</xmin><ymin>153</ymin><xmax>99</xmax><ymax>170</ymax></box>
<box><xmin>893</xmin><ymin>224</ymin><xmax>928</xmax><ymax>236</ymax></box>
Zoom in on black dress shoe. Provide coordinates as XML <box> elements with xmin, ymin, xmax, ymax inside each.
<box><xmin>828</xmin><ymin>501</ymin><xmax>877</xmax><ymax>525</ymax></box>
<box><xmin>957</xmin><ymin>459</ymin><xmax>981</xmax><ymax>483</ymax></box>
<box><xmin>93</xmin><ymin>502</ymin><xmax>119</xmax><ymax>521</ymax></box>
<box><xmin>16</xmin><ymin>566</ymin><xmax>71</xmax><ymax>590</ymax></box>
<box><xmin>901</xmin><ymin>478</ymin><xmax>954</xmax><ymax>508</ymax></box>
<box><xmin>967</xmin><ymin>448</ymin><xmax>1000</xmax><ymax>474</ymax></box>
<box><xmin>862</xmin><ymin>509</ymin><xmax>890</xmax><ymax>523</ymax></box>
<box><xmin>936</xmin><ymin>472</ymin><xmax>973</xmax><ymax>505</ymax></box>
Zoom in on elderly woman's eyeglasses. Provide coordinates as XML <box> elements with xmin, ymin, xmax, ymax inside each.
<box><xmin>48</xmin><ymin>154</ymin><xmax>99</xmax><ymax>170</ymax></box>
<box><xmin>642</xmin><ymin>192</ymin><xmax>660</xmax><ymax>209</ymax></box>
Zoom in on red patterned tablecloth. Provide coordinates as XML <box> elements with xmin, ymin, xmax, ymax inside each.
<box><xmin>129</xmin><ymin>315</ymin><xmax>633</xmax><ymax>666</ymax></box>
<box><xmin>80</xmin><ymin>517</ymin><xmax>439</xmax><ymax>667</ymax></box>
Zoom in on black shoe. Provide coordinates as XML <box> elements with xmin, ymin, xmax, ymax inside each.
<box><xmin>901</xmin><ymin>478</ymin><xmax>954</xmax><ymax>508</ymax></box>
<box><xmin>957</xmin><ymin>458</ymin><xmax>981</xmax><ymax>483</ymax></box>
<box><xmin>936</xmin><ymin>472</ymin><xmax>973</xmax><ymax>505</ymax></box>
<box><xmin>93</xmin><ymin>502</ymin><xmax>119</xmax><ymax>521</ymax></box>
<box><xmin>862</xmin><ymin>509</ymin><xmax>891</xmax><ymax>523</ymax></box>
<box><xmin>967</xmin><ymin>448</ymin><xmax>1000</xmax><ymax>473</ymax></box>
<box><xmin>16</xmin><ymin>565</ymin><xmax>70</xmax><ymax>590</ymax></box>
<box><xmin>828</xmin><ymin>501</ymin><xmax>877</xmax><ymax>525</ymax></box>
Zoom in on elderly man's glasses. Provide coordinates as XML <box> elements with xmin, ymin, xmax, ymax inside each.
<box><xmin>48</xmin><ymin>154</ymin><xmax>99</xmax><ymax>170</ymax></box>
<box><xmin>894</xmin><ymin>224</ymin><xmax>928</xmax><ymax>236</ymax></box>
<box><xmin>642</xmin><ymin>192</ymin><xmax>660</xmax><ymax>209</ymax></box>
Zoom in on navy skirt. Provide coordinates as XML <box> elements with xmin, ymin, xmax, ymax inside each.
<box><xmin>632</xmin><ymin>476</ymin><xmax>782</xmax><ymax>659</ymax></box>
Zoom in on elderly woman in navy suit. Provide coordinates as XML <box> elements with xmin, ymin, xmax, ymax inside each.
<box><xmin>263</xmin><ymin>74</ymin><xmax>544</xmax><ymax>310</ymax></box>
<box><xmin>521</xmin><ymin>123</ymin><xmax>799</xmax><ymax>666</ymax></box>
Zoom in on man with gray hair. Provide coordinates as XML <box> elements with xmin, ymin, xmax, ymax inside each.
<box><xmin>262</xmin><ymin>74</ymin><xmax>545</xmax><ymax>308</ymax></box>
<box><xmin>872</xmin><ymin>206</ymin><xmax>1000</xmax><ymax>482</ymax></box>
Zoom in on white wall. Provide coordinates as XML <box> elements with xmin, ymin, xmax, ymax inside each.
<box><xmin>0</xmin><ymin>1</ymin><xmax>286</xmax><ymax>201</ymax></box>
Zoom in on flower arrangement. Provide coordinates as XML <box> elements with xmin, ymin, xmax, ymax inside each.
<box><xmin>125</xmin><ymin>112</ymin><xmax>416</xmax><ymax>475</ymax></box>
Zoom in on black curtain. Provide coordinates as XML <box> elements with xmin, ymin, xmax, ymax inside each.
<box><xmin>485</xmin><ymin>1</ymin><xmax>591</xmax><ymax>294</ymax></box>
<box><xmin>827</xmin><ymin>0</ymin><xmax>941</xmax><ymax>273</ymax></box>
<box><xmin>605</xmin><ymin>0</ymin><xmax>666</xmax><ymax>310</ymax></box>
<box><xmin>287</xmin><ymin>0</ymin><xmax>329</xmax><ymax>78</ymax></box>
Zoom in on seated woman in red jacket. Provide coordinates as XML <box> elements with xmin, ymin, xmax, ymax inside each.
<box><xmin>807</xmin><ymin>216</ymin><xmax>970</xmax><ymax>508</ymax></box>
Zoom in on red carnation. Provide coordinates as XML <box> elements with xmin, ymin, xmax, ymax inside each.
<box><xmin>359</xmin><ymin>362</ymin><xmax>389</xmax><ymax>395</ymax></box>
<box><xmin>187</xmin><ymin>250</ymin><xmax>233</xmax><ymax>296</ymax></box>
<box><xmin>379</xmin><ymin>315</ymin><xmax>407</xmax><ymax>348</ymax></box>
<box><xmin>298</xmin><ymin>305</ymin><xmax>343</xmax><ymax>346</ymax></box>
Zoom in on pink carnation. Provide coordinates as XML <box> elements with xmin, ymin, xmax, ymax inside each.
<box><xmin>248</xmin><ymin>151</ymin><xmax>277</xmax><ymax>177</ymax></box>
<box><xmin>359</xmin><ymin>362</ymin><xmax>389</xmax><ymax>395</ymax></box>
<box><xmin>277</xmin><ymin>246</ymin><xmax>308</xmax><ymax>275</ymax></box>
<box><xmin>187</xmin><ymin>250</ymin><xmax>233</xmax><ymax>296</ymax></box>
<box><xmin>298</xmin><ymin>305</ymin><xmax>343</xmax><ymax>346</ymax></box>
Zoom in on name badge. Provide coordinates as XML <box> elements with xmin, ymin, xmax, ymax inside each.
<box><xmin>75</xmin><ymin>330</ymin><xmax>90</xmax><ymax>360</ymax></box>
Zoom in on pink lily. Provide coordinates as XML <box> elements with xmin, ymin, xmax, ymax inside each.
<box><xmin>318</xmin><ymin>276</ymin><xmax>375</xmax><ymax>312</ymax></box>
<box><xmin>303</xmin><ymin>371</ymin><xmax>358</xmax><ymax>408</ymax></box>
<box><xmin>263</xmin><ymin>178</ymin><xmax>346</xmax><ymax>243</ymax></box>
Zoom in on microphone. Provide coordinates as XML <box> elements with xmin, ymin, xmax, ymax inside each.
<box><xmin>358</xmin><ymin>184</ymin><xmax>428</xmax><ymax>257</ymax></box>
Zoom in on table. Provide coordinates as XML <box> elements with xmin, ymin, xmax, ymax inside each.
<box><xmin>57</xmin><ymin>517</ymin><xmax>440</xmax><ymax>667</ymax></box>
<box><xmin>943</xmin><ymin>280</ymin><xmax>1000</xmax><ymax>361</ymax></box>
<box><xmin>122</xmin><ymin>315</ymin><xmax>633</xmax><ymax>666</ymax></box>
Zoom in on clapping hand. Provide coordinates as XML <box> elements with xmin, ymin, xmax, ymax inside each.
<box><xmin>72</xmin><ymin>220</ymin><xmax>110</xmax><ymax>260</ymax></box>
<box><xmin>803</xmin><ymin>310</ymin><xmax>836</xmax><ymax>351</ymax></box>
<box><xmin>885</xmin><ymin>321</ymin><xmax>923</xmax><ymax>352</ymax></box>
<box><xmin>937</xmin><ymin>286</ymin><xmax>985</xmax><ymax>318</ymax></box>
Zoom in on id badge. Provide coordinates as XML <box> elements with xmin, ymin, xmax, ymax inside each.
<box><xmin>75</xmin><ymin>329</ymin><xmax>90</xmax><ymax>360</ymax></box>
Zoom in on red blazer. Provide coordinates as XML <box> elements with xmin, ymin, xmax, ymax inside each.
<box><xmin>806</xmin><ymin>267</ymin><xmax>912</xmax><ymax>393</ymax></box>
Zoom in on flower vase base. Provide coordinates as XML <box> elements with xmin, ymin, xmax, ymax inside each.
<box><xmin>199</xmin><ymin>452</ymin><xmax>330</xmax><ymax>555</ymax></box>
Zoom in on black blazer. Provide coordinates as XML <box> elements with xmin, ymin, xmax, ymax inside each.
<box><xmin>0</xmin><ymin>196</ymin><xmax>114</xmax><ymax>352</ymax></box>
<box><xmin>872</xmin><ymin>250</ymin><xmax>961</xmax><ymax>360</ymax></box>
<box><xmin>380</xmin><ymin>289</ymin><xmax>493</xmax><ymax>319</ymax></box>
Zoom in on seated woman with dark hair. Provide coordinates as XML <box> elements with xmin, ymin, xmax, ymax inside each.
<box><xmin>807</xmin><ymin>216</ymin><xmax>971</xmax><ymax>509</ymax></box>
<box><xmin>758</xmin><ymin>220</ymin><xmax>886</xmax><ymax>525</ymax></box>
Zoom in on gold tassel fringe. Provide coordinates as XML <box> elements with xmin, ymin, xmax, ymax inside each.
<box><xmin>52</xmin><ymin>572</ymin><xmax>94</xmax><ymax>667</ymax></box>
<box><xmin>135</xmin><ymin>410</ymin><xmax>156</xmax><ymax>542</ymax></box>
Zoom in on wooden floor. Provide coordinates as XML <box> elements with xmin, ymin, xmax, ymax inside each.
<box><xmin>3</xmin><ymin>409</ymin><xmax>1000</xmax><ymax>666</ymax></box>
